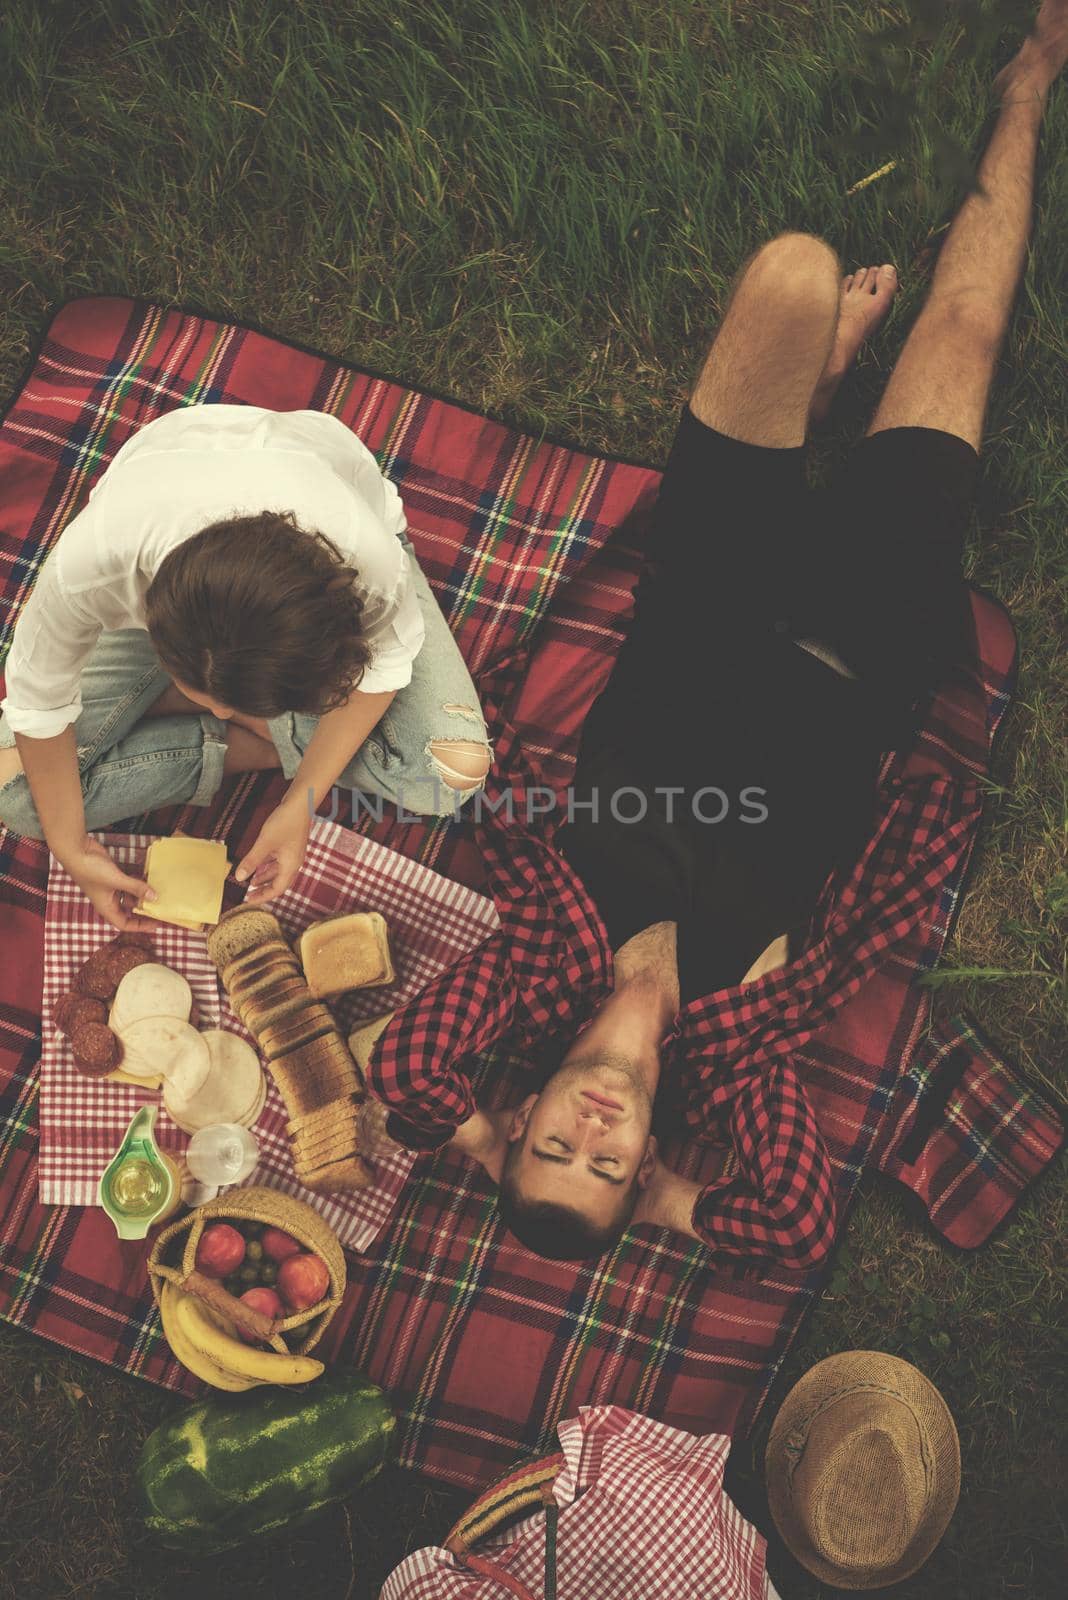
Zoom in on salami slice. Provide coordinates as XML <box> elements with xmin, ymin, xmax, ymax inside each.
<box><xmin>102</xmin><ymin>945</ymin><xmax>155</xmax><ymax>989</ymax></box>
<box><xmin>74</xmin><ymin>950</ymin><xmax>119</xmax><ymax>1001</ymax></box>
<box><xmin>71</xmin><ymin>1022</ymin><xmax>123</xmax><ymax>1077</ymax></box>
<box><xmin>53</xmin><ymin>993</ymin><xmax>108</xmax><ymax>1037</ymax></box>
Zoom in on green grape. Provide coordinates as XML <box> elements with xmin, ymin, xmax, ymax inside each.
<box><xmin>244</xmin><ymin>1239</ymin><xmax>264</xmax><ymax>1262</ymax></box>
<box><xmin>259</xmin><ymin>1262</ymin><xmax>278</xmax><ymax>1286</ymax></box>
<box><xmin>240</xmin><ymin>1263</ymin><xmax>259</xmax><ymax>1285</ymax></box>
<box><xmin>242</xmin><ymin>1220</ymin><xmax>264</xmax><ymax>1237</ymax></box>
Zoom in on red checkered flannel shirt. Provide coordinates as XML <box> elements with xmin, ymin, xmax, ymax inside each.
<box><xmin>368</xmin><ymin>719</ymin><xmax>981</xmax><ymax>1271</ymax></box>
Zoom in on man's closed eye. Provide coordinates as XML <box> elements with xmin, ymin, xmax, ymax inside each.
<box><xmin>558</xmin><ymin>1137</ymin><xmax>619</xmax><ymax>1170</ymax></box>
<box><xmin>531</xmin><ymin>1140</ymin><xmax>628</xmax><ymax>1185</ymax></box>
<box><xmin>551</xmin><ymin>1137</ymin><xmax>621</xmax><ymax>1171</ymax></box>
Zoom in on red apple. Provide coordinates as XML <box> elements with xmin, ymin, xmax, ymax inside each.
<box><xmin>276</xmin><ymin>1251</ymin><xmax>330</xmax><ymax>1311</ymax></box>
<box><xmin>195</xmin><ymin>1223</ymin><xmax>247</xmax><ymax>1280</ymax></box>
<box><xmin>235</xmin><ymin>1286</ymin><xmax>285</xmax><ymax>1345</ymax></box>
<box><xmin>261</xmin><ymin>1226</ymin><xmax>303</xmax><ymax>1264</ymax></box>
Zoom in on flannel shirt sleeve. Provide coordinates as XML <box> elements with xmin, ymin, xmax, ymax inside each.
<box><xmin>367</xmin><ymin>718</ymin><xmax>613</xmax><ymax>1151</ymax></box>
<box><xmin>689</xmin><ymin>1057</ymin><xmax>836</xmax><ymax>1272</ymax></box>
<box><xmin>672</xmin><ymin>770</ymin><xmax>981</xmax><ymax>1271</ymax></box>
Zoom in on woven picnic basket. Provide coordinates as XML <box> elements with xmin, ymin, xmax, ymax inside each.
<box><xmin>442</xmin><ymin>1453</ymin><xmax>565</xmax><ymax>1599</ymax></box>
<box><xmin>147</xmin><ymin>1185</ymin><xmax>345</xmax><ymax>1355</ymax></box>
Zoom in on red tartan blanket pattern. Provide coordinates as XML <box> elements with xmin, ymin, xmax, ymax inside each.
<box><xmin>0</xmin><ymin>299</ymin><xmax>1061</xmax><ymax>1491</ymax></box>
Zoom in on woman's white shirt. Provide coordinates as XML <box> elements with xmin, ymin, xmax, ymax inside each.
<box><xmin>1</xmin><ymin>404</ymin><xmax>426</xmax><ymax>739</ymax></box>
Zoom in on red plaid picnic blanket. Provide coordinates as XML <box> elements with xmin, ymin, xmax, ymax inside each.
<box><xmin>380</xmin><ymin>1407</ymin><xmax>768</xmax><ymax>1600</ymax></box>
<box><xmin>37</xmin><ymin>817</ymin><xmax>497</xmax><ymax>1249</ymax></box>
<box><xmin>0</xmin><ymin>299</ymin><xmax>1061</xmax><ymax>1490</ymax></box>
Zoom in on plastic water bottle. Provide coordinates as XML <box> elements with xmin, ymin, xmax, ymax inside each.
<box><xmin>185</xmin><ymin>1124</ymin><xmax>259</xmax><ymax>1187</ymax></box>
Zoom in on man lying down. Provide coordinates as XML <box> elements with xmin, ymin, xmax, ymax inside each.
<box><xmin>358</xmin><ymin>6</ymin><xmax>1063</xmax><ymax>1260</ymax></box>
<box><xmin>360</xmin><ymin>742</ymin><xmax>843</xmax><ymax>1271</ymax></box>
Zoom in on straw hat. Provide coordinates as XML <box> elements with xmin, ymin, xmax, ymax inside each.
<box><xmin>765</xmin><ymin>1352</ymin><xmax>960</xmax><ymax>1590</ymax></box>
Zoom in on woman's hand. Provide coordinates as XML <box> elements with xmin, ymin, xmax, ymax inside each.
<box><xmin>63</xmin><ymin>837</ymin><xmax>157</xmax><ymax>932</ymax></box>
<box><xmin>234</xmin><ymin>797</ymin><xmax>311</xmax><ymax>904</ymax></box>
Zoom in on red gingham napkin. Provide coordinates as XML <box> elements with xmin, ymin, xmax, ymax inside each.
<box><xmin>38</xmin><ymin>816</ymin><xmax>498</xmax><ymax>1251</ymax></box>
<box><xmin>380</xmin><ymin>1406</ymin><xmax>768</xmax><ymax>1599</ymax></box>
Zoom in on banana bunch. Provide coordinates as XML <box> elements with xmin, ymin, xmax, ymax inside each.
<box><xmin>159</xmin><ymin>1282</ymin><xmax>324</xmax><ymax>1391</ymax></box>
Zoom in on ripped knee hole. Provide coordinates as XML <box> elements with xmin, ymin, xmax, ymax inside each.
<box><xmin>427</xmin><ymin>737</ymin><xmax>492</xmax><ymax>791</ymax></box>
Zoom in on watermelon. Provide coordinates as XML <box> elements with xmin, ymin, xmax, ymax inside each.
<box><xmin>137</xmin><ymin>1372</ymin><xmax>396</xmax><ymax>1553</ymax></box>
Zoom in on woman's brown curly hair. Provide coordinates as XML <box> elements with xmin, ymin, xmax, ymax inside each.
<box><xmin>144</xmin><ymin>511</ymin><xmax>371</xmax><ymax>717</ymax></box>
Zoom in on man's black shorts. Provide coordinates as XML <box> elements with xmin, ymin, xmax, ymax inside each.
<box><xmin>558</xmin><ymin>406</ymin><xmax>981</xmax><ymax>997</ymax></box>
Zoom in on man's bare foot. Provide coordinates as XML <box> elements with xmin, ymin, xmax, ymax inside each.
<box><xmin>995</xmin><ymin>0</ymin><xmax>1068</xmax><ymax>102</ymax></box>
<box><xmin>809</xmin><ymin>264</ymin><xmax>898</xmax><ymax>426</ymax></box>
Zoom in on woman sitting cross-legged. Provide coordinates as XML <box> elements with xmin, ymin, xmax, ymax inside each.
<box><xmin>0</xmin><ymin>404</ymin><xmax>490</xmax><ymax>928</ymax></box>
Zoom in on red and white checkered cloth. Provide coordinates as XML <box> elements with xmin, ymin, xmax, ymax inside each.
<box><xmin>38</xmin><ymin>816</ymin><xmax>498</xmax><ymax>1251</ymax></box>
<box><xmin>381</xmin><ymin>1405</ymin><xmax>769</xmax><ymax>1600</ymax></box>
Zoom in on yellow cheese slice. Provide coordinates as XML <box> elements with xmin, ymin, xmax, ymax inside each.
<box><xmin>139</xmin><ymin>909</ymin><xmax>207</xmax><ymax>932</ymax></box>
<box><xmin>137</xmin><ymin>838</ymin><xmax>230</xmax><ymax>931</ymax></box>
<box><xmin>107</xmin><ymin>1067</ymin><xmax>165</xmax><ymax>1090</ymax></box>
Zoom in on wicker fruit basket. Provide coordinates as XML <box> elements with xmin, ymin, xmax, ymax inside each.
<box><xmin>148</xmin><ymin>1185</ymin><xmax>345</xmax><ymax>1355</ymax></box>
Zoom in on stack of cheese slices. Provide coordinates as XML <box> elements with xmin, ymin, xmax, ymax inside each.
<box><xmin>207</xmin><ymin>908</ymin><xmax>392</xmax><ymax>1194</ymax></box>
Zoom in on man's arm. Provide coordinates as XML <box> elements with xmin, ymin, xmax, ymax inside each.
<box><xmin>358</xmin><ymin>1098</ymin><xmax>513</xmax><ymax>1184</ymax></box>
<box><xmin>694</xmin><ymin>1059</ymin><xmax>836</xmax><ymax>1270</ymax></box>
<box><xmin>448</xmin><ymin>1108</ymin><xmax>514</xmax><ymax>1184</ymax></box>
<box><xmin>3</xmin><ymin>543</ymin><xmax>157</xmax><ymax>929</ymax></box>
<box><xmin>365</xmin><ymin>934</ymin><xmax>520</xmax><ymax>1151</ymax></box>
<box><xmin>647</xmin><ymin>769</ymin><xmax>981</xmax><ymax>1264</ymax></box>
<box><xmin>633</xmin><ymin>1158</ymin><xmax>703</xmax><ymax>1238</ymax></box>
<box><xmin>637</xmin><ymin>1057</ymin><xmax>836</xmax><ymax>1270</ymax></box>
<box><xmin>365</xmin><ymin>714</ymin><xmax>613</xmax><ymax>1153</ymax></box>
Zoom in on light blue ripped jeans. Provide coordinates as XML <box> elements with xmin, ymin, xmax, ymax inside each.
<box><xmin>0</xmin><ymin>535</ymin><xmax>490</xmax><ymax>838</ymax></box>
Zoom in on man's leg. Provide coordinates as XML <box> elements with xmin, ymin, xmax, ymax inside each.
<box><xmin>813</xmin><ymin>2</ymin><xmax>1068</xmax><ymax>714</ymax></box>
<box><xmin>691</xmin><ymin>232</ymin><xmax>841</xmax><ymax>447</ymax></box>
<box><xmin>564</xmin><ymin>235</ymin><xmax>883</xmax><ymax>932</ymax></box>
<box><xmin>868</xmin><ymin>1</ymin><xmax>1068</xmax><ymax>450</ymax></box>
<box><xmin>692</xmin><ymin>233</ymin><xmax>897</xmax><ymax>443</ymax></box>
<box><xmin>604</xmin><ymin>229</ymin><xmax>843</xmax><ymax>695</ymax></box>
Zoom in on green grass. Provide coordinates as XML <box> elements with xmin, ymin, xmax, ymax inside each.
<box><xmin>0</xmin><ymin>2</ymin><xmax>1064</xmax><ymax>1596</ymax></box>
